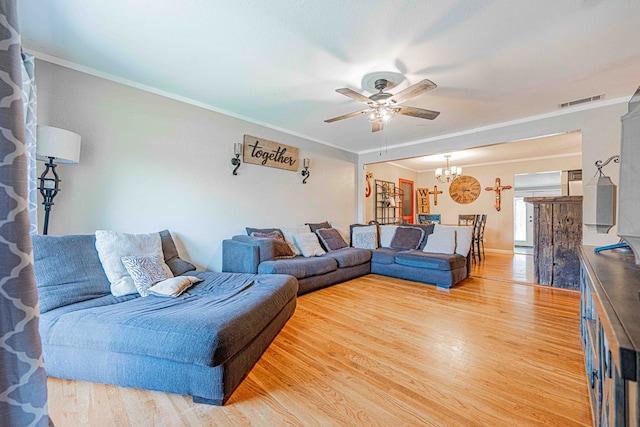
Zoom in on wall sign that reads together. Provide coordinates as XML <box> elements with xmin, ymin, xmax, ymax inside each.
<box><xmin>243</xmin><ymin>135</ymin><xmax>299</xmax><ymax>172</ymax></box>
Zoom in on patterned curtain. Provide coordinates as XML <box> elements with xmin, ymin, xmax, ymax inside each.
<box><xmin>22</xmin><ymin>52</ymin><xmax>37</xmax><ymax>234</ymax></box>
<box><xmin>0</xmin><ymin>1</ymin><xmax>50</xmax><ymax>426</ymax></box>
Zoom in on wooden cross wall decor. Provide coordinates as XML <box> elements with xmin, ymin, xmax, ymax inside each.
<box><xmin>485</xmin><ymin>178</ymin><xmax>512</xmax><ymax>211</ymax></box>
<box><xmin>429</xmin><ymin>185</ymin><xmax>443</xmax><ymax>206</ymax></box>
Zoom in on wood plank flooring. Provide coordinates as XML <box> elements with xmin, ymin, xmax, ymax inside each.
<box><xmin>47</xmin><ymin>252</ymin><xmax>592</xmax><ymax>426</ymax></box>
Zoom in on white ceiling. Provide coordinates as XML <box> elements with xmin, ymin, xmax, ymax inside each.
<box><xmin>17</xmin><ymin>0</ymin><xmax>640</xmax><ymax>155</ymax></box>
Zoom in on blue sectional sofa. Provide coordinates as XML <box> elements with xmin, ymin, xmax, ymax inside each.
<box><xmin>32</xmin><ymin>231</ymin><xmax>298</xmax><ymax>405</ymax></box>
<box><xmin>222</xmin><ymin>223</ymin><xmax>472</xmax><ymax>292</ymax></box>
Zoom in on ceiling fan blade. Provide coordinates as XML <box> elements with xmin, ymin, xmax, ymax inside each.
<box><xmin>390</xmin><ymin>79</ymin><xmax>437</xmax><ymax>104</ymax></box>
<box><xmin>324</xmin><ymin>109</ymin><xmax>368</xmax><ymax>123</ymax></box>
<box><xmin>396</xmin><ymin>106</ymin><xmax>440</xmax><ymax>120</ymax></box>
<box><xmin>336</xmin><ymin>88</ymin><xmax>372</xmax><ymax>104</ymax></box>
<box><xmin>372</xmin><ymin>120</ymin><xmax>384</xmax><ymax>132</ymax></box>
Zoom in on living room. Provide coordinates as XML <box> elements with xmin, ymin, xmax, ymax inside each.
<box><xmin>3</xmin><ymin>1</ymin><xmax>640</xmax><ymax>425</ymax></box>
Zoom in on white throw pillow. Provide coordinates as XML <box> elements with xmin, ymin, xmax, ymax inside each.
<box><xmin>379</xmin><ymin>225</ymin><xmax>398</xmax><ymax>248</ymax></box>
<box><xmin>423</xmin><ymin>228</ymin><xmax>456</xmax><ymax>254</ymax></box>
<box><xmin>293</xmin><ymin>232</ymin><xmax>326</xmax><ymax>257</ymax></box>
<box><xmin>435</xmin><ymin>224</ymin><xmax>474</xmax><ymax>256</ymax></box>
<box><xmin>281</xmin><ymin>225</ymin><xmax>311</xmax><ymax>256</ymax></box>
<box><xmin>147</xmin><ymin>276</ymin><xmax>203</xmax><ymax>297</ymax></box>
<box><xmin>95</xmin><ymin>230</ymin><xmax>173</xmax><ymax>296</ymax></box>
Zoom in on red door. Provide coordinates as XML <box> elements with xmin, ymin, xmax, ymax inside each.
<box><xmin>399</xmin><ymin>178</ymin><xmax>414</xmax><ymax>224</ymax></box>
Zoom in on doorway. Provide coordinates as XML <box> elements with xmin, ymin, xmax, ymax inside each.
<box><xmin>513</xmin><ymin>171</ymin><xmax>562</xmax><ymax>253</ymax></box>
<box><xmin>399</xmin><ymin>179</ymin><xmax>414</xmax><ymax>224</ymax></box>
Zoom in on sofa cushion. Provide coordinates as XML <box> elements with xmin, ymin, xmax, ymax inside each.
<box><xmin>315</xmin><ymin>227</ymin><xmax>348</xmax><ymax>251</ymax></box>
<box><xmin>423</xmin><ymin>228</ymin><xmax>456</xmax><ymax>254</ymax></box>
<box><xmin>403</xmin><ymin>223</ymin><xmax>435</xmax><ymax>250</ymax></box>
<box><xmin>434</xmin><ymin>224</ymin><xmax>474</xmax><ymax>256</ymax></box>
<box><xmin>32</xmin><ymin>234</ymin><xmax>112</xmax><ymax>313</ymax></box>
<box><xmin>245</xmin><ymin>227</ymin><xmax>283</xmax><ymax>237</ymax></box>
<box><xmin>258</xmin><ymin>256</ymin><xmax>337</xmax><ymax>279</ymax></box>
<box><xmin>306</xmin><ymin>221</ymin><xmax>331</xmax><ymax>233</ymax></box>
<box><xmin>370</xmin><ymin>247</ymin><xmax>398</xmax><ymax>265</ymax></box>
<box><xmin>159</xmin><ymin>230</ymin><xmax>197</xmax><ymax>276</ymax></box>
<box><xmin>350</xmin><ymin>224</ymin><xmax>378</xmax><ymax>249</ymax></box>
<box><xmin>390</xmin><ymin>226</ymin><xmax>425</xmax><ymax>250</ymax></box>
<box><xmin>395</xmin><ymin>250</ymin><xmax>467</xmax><ymax>271</ymax></box>
<box><xmin>322</xmin><ymin>247</ymin><xmax>372</xmax><ymax>268</ymax></box>
<box><xmin>379</xmin><ymin>225</ymin><xmax>398</xmax><ymax>248</ymax></box>
<box><xmin>95</xmin><ymin>230</ymin><xmax>174</xmax><ymax>297</ymax></box>
<box><xmin>251</xmin><ymin>231</ymin><xmax>295</xmax><ymax>259</ymax></box>
<box><xmin>293</xmin><ymin>233</ymin><xmax>326</xmax><ymax>257</ymax></box>
<box><xmin>281</xmin><ymin>225</ymin><xmax>311</xmax><ymax>256</ymax></box>
<box><xmin>121</xmin><ymin>255</ymin><xmax>170</xmax><ymax>297</ymax></box>
<box><xmin>39</xmin><ymin>272</ymin><xmax>298</xmax><ymax>368</ymax></box>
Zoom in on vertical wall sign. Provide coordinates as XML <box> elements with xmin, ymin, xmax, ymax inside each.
<box><xmin>416</xmin><ymin>188</ymin><xmax>430</xmax><ymax>214</ymax></box>
<box><xmin>243</xmin><ymin>135</ymin><xmax>299</xmax><ymax>172</ymax></box>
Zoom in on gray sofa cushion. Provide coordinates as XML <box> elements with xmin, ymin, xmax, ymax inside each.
<box><xmin>160</xmin><ymin>230</ymin><xmax>197</xmax><ymax>276</ymax></box>
<box><xmin>402</xmin><ymin>223</ymin><xmax>435</xmax><ymax>250</ymax></box>
<box><xmin>315</xmin><ymin>228</ymin><xmax>348</xmax><ymax>251</ymax></box>
<box><xmin>322</xmin><ymin>247</ymin><xmax>371</xmax><ymax>268</ymax></box>
<box><xmin>39</xmin><ymin>272</ymin><xmax>298</xmax><ymax>368</ymax></box>
<box><xmin>394</xmin><ymin>250</ymin><xmax>467</xmax><ymax>271</ymax></box>
<box><xmin>390</xmin><ymin>226</ymin><xmax>425</xmax><ymax>250</ymax></box>
<box><xmin>32</xmin><ymin>234</ymin><xmax>112</xmax><ymax>313</ymax></box>
<box><xmin>370</xmin><ymin>248</ymin><xmax>398</xmax><ymax>265</ymax></box>
<box><xmin>258</xmin><ymin>256</ymin><xmax>337</xmax><ymax>279</ymax></box>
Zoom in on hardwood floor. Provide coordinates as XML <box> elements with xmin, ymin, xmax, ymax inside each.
<box><xmin>47</xmin><ymin>252</ymin><xmax>592</xmax><ymax>426</ymax></box>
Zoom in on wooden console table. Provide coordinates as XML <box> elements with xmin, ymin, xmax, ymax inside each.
<box><xmin>524</xmin><ymin>196</ymin><xmax>582</xmax><ymax>289</ymax></box>
<box><xmin>579</xmin><ymin>246</ymin><xmax>640</xmax><ymax>426</ymax></box>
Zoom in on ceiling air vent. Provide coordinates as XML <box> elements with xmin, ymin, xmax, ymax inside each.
<box><xmin>559</xmin><ymin>94</ymin><xmax>605</xmax><ymax>109</ymax></box>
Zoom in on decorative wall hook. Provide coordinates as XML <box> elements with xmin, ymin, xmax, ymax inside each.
<box><xmin>365</xmin><ymin>172</ymin><xmax>373</xmax><ymax>197</ymax></box>
<box><xmin>231</xmin><ymin>143</ymin><xmax>242</xmax><ymax>175</ymax></box>
<box><xmin>301</xmin><ymin>158</ymin><xmax>310</xmax><ymax>184</ymax></box>
<box><xmin>594</xmin><ymin>154</ymin><xmax>620</xmax><ymax>176</ymax></box>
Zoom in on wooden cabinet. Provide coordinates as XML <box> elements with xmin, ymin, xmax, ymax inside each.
<box><xmin>579</xmin><ymin>247</ymin><xmax>640</xmax><ymax>426</ymax></box>
<box><xmin>524</xmin><ymin>196</ymin><xmax>582</xmax><ymax>289</ymax></box>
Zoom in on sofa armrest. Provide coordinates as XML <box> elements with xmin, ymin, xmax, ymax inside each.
<box><xmin>222</xmin><ymin>236</ymin><xmax>280</xmax><ymax>273</ymax></box>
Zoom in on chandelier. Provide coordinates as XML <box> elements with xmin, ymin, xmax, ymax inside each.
<box><xmin>435</xmin><ymin>155</ymin><xmax>462</xmax><ymax>183</ymax></box>
<box><xmin>367</xmin><ymin>103</ymin><xmax>397</xmax><ymax>123</ymax></box>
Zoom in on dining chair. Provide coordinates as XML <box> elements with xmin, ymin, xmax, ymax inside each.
<box><xmin>472</xmin><ymin>214</ymin><xmax>487</xmax><ymax>261</ymax></box>
<box><xmin>457</xmin><ymin>214</ymin><xmax>476</xmax><ymax>226</ymax></box>
<box><xmin>418</xmin><ymin>214</ymin><xmax>441</xmax><ymax>224</ymax></box>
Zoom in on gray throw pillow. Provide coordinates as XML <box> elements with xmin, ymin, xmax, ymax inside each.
<box><xmin>306</xmin><ymin>221</ymin><xmax>331</xmax><ymax>233</ymax></box>
<box><xmin>390</xmin><ymin>226</ymin><xmax>425</xmax><ymax>250</ymax></box>
<box><xmin>251</xmin><ymin>231</ymin><xmax>295</xmax><ymax>259</ymax></box>
<box><xmin>403</xmin><ymin>223</ymin><xmax>435</xmax><ymax>250</ymax></box>
<box><xmin>246</xmin><ymin>227</ymin><xmax>283</xmax><ymax>236</ymax></box>
<box><xmin>159</xmin><ymin>230</ymin><xmax>197</xmax><ymax>276</ymax></box>
<box><xmin>315</xmin><ymin>228</ymin><xmax>348</xmax><ymax>251</ymax></box>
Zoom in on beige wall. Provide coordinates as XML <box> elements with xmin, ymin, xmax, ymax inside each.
<box><xmin>35</xmin><ymin>60</ymin><xmax>359</xmax><ymax>271</ymax></box>
<box><xmin>359</xmin><ymin>102</ymin><xmax>626</xmax><ymax>249</ymax></box>
<box><xmin>363</xmin><ymin>163</ymin><xmax>419</xmax><ymax>223</ymax></box>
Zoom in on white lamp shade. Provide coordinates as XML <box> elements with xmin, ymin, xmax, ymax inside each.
<box><xmin>584</xmin><ymin>175</ymin><xmax>617</xmax><ymax>233</ymax></box>
<box><xmin>36</xmin><ymin>125</ymin><xmax>81</xmax><ymax>164</ymax></box>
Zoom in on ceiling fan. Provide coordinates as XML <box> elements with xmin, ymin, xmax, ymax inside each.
<box><xmin>324</xmin><ymin>78</ymin><xmax>440</xmax><ymax>132</ymax></box>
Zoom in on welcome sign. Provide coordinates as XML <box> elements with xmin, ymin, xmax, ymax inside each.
<box><xmin>243</xmin><ymin>135</ymin><xmax>299</xmax><ymax>172</ymax></box>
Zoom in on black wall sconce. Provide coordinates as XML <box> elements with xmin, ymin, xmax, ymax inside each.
<box><xmin>301</xmin><ymin>158</ymin><xmax>310</xmax><ymax>184</ymax></box>
<box><xmin>231</xmin><ymin>143</ymin><xmax>242</xmax><ymax>175</ymax></box>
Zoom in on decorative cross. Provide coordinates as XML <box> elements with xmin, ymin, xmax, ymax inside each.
<box><xmin>429</xmin><ymin>185</ymin><xmax>443</xmax><ymax>206</ymax></box>
<box><xmin>485</xmin><ymin>178</ymin><xmax>512</xmax><ymax>211</ymax></box>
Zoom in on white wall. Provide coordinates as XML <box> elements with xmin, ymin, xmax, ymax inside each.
<box><xmin>35</xmin><ymin>60</ymin><xmax>358</xmax><ymax>271</ymax></box>
<box><xmin>359</xmin><ymin>102</ymin><xmax>627</xmax><ymax>248</ymax></box>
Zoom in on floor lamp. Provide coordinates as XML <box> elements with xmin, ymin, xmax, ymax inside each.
<box><xmin>36</xmin><ymin>125</ymin><xmax>81</xmax><ymax>235</ymax></box>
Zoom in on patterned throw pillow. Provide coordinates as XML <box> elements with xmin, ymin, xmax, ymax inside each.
<box><xmin>121</xmin><ymin>255</ymin><xmax>169</xmax><ymax>297</ymax></box>
<box><xmin>146</xmin><ymin>276</ymin><xmax>203</xmax><ymax>297</ymax></box>
<box><xmin>351</xmin><ymin>225</ymin><xmax>378</xmax><ymax>250</ymax></box>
